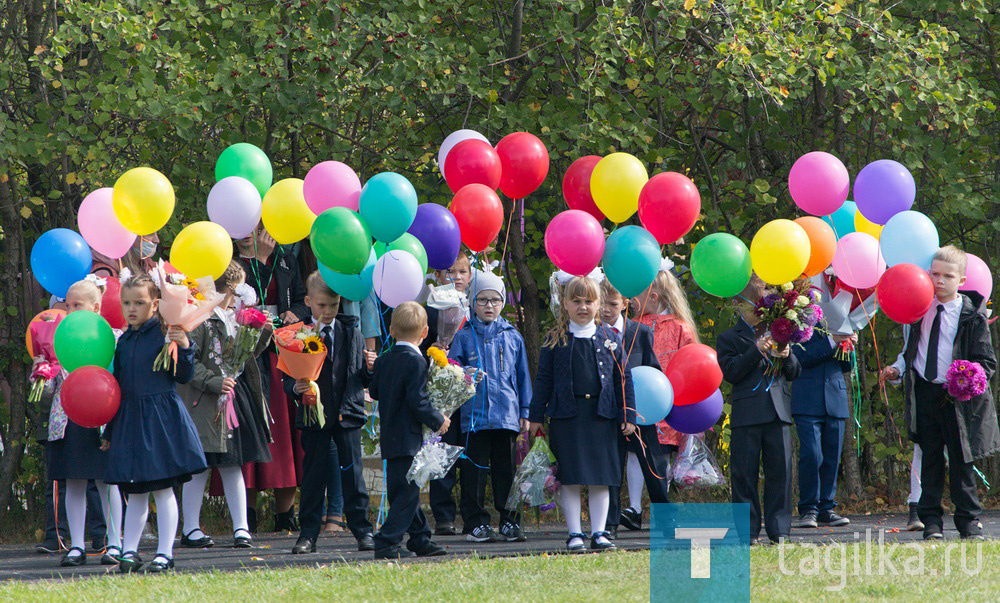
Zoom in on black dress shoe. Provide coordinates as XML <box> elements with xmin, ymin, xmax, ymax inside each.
<box><xmin>35</xmin><ymin>540</ymin><xmax>60</xmax><ymax>554</ymax></box>
<box><xmin>816</xmin><ymin>511</ymin><xmax>850</xmax><ymax>527</ymax></box>
<box><xmin>411</xmin><ymin>541</ymin><xmax>447</xmax><ymax>557</ymax></box>
<box><xmin>357</xmin><ymin>533</ymin><xmax>375</xmax><ymax>551</ymax></box>
<box><xmin>101</xmin><ymin>546</ymin><xmax>122</xmax><ymax>565</ymax></box>
<box><xmin>59</xmin><ymin>547</ymin><xmax>87</xmax><ymax>567</ymax></box>
<box><xmin>181</xmin><ymin>529</ymin><xmax>215</xmax><ymax>548</ymax></box>
<box><xmin>590</xmin><ymin>532</ymin><xmax>617</xmax><ymax>552</ymax></box>
<box><xmin>606</xmin><ymin>525</ymin><xmax>618</xmax><ymax>540</ymax></box>
<box><xmin>233</xmin><ymin>529</ymin><xmax>253</xmax><ymax>548</ymax></box>
<box><xmin>620</xmin><ymin>507</ymin><xmax>643</xmax><ymax>531</ymax></box>
<box><xmin>275</xmin><ymin>509</ymin><xmax>299</xmax><ymax>532</ymax></box>
<box><xmin>118</xmin><ymin>551</ymin><xmax>143</xmax><ymax>573</ymax></box>
<box><xmin>434</xmin><ymin>523</ymin><xmax>458</xmax><ymax>536</ymax></box>
<box><xmin>291</xmin><ymin>536</ymin><xmax>317</xmax><ymax>554</ymax></box>
<box><xmin>374</xmin><ymin>545</ymin><xmax>416</xmax><ymax>560</ymax></box>
<box><xmin>147</xmin><ymin>555</ymin><xmax>175</xmax><ymax>573</ymax></box>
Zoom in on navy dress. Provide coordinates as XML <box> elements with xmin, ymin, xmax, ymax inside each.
<box><xmin>46</xmin><ymin>422</ymin><xmax>108</xmax><ymax>480</ymax></box>
<box><xmin>104</xmin><ymin>317</ymin><xmax>207</xmax><ymax>495</ymax></box>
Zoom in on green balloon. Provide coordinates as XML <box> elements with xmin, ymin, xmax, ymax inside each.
<box><xmin>386</xmin><ymin>233</ymin><xmax>428</xmax><ymax>276</ymax></box>
<box><xmin>53</xmin><ymin>311</ymin><xmax>116</xmax><ymax>373</ymax></box>
<box><xmin>373</xmin><ymin>241</ymin><xmax>388</xmax><ymax>258</ymax></box>
<box><xmin>602</xmin><ymin>226</ymin><xmax>660</xmax><ymax>298</ymax></box>
<box><xmin>310</xmin><ymin>207</ymin><xmax>373</xmax><ymax>275</ymax></box>
<box><xmin>215</xmin><ymin>143</ymin><xmax>273</xmax><ymax>197</ymax></box>
<box><xmin>690</xmin><ymin>233</ymin><xmax>752</xmax><ymax>297</ymax></box>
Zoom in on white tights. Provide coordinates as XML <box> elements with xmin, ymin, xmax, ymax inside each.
<box><xmin>122</xmin><ymin>488</ymin><xmax>177</xmax><ymax>558</ymax></box>
<box><xmin>559</xmin><ymin>484</ymin><xmax>611</xmax><ymax>537</ymax></box>
<box><xmin>626</xmin><ymin>452</ymin><xmax>645</xmax><ymax>511</ymax></box>
<box><xmin>181</xmin><ymin>468</ymin><xmax>249</xmax><ymax>537</ymax></box>
<box><xmin>63</xmin><ymin>479</ymin><xmax>122</xmax><ymax>555</ymax></box>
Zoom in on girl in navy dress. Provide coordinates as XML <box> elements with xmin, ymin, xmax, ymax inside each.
<box><xmin>528</xmin><ymin>274</ymin><xmax>636</xmax><ymax>552</ymax></box>
<box><xmin>102</xmin><ymin>274</ymin><xmax>207</xmax><ymax>573</ymax></box>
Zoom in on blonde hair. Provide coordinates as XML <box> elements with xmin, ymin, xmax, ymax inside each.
<box><xmin>933</xmin><ymin>245</ymin><xmax>968</xmax><ymax>274</ymax></box>
<box><xmin>544</xmin><ymin>276</ymin><xmax>602</xmax><ymax>348</ymax></box>
<box><xmin>66</xmin><ymin>279</ymin><xmax>104</xmax><ymax>307</ymax></box>
<box><xmin>305</xmin><ymin>270</ymin><xmax>339</xmax><ymax>299</ymax></box>
<box><xmin>390</xmin><ymin>301</ymin><xmax>427</xmax><ymax>341</ymax></box>
<box><xmin>648</xmin><ymin>270</ymin><xmax>701</xmax><ymax>344</ymax></box>
<box><xmin>214</xmin><ymin>260</ymin><xmax>246</xmax><ymax>294</ymax></box>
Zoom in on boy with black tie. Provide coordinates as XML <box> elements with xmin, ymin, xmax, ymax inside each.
<box><xmin>369</xmin><ymin>302</ymin><xmax>451</xmax><ymax>559</ymax></box>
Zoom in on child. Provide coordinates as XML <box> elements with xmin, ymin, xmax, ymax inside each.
<box><xmin>102</xmin><ymin>274</ymin><xmax>207</xmax><ymax>572</ymax></box>
<box><xmin>43</xmin><ymin>278</ymin><xmax>123</xmax><ymax>567</ymax></box>
<box><xmin>879</xmin><ymin>246</ymin><xmax>999</xmax><ymax>540</ymax></box>
<box><xmin>598</xmin><ymin>278</ymin><xmax>670</xmax><ymax>539</ymax></box>
<box><xmin>179</xmin><ymin>261</ymin><xmax>273</xmax><ymax>549</ymax></box>
<box><xmin>448</xmin><ymin>270</ymin><xmax>532</xmax><ymax>542</ymax></box>
<box><xmin>285</xmin><ymin>272</ymin><xmax>377</xmax><ymax>554</ymax></box>
<box><xmin>368</xmin><ymin>302</ymin><xmax>450</xmax><ymax>559</ymax></box>
<box><xmin>716</xmin><ymin>275</ymin><xmax>799</xmax><ymax>545</ymax></box>
<box><xmin>528</xmin><ymin>274</ymin><xmax>635</xmax><ymax>552</ymax></box>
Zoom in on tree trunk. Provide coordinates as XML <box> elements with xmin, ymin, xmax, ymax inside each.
<box><xmin>504</xmin><ymin>199</ymin><xmax>540</xmax><ymax>376</ymax></box>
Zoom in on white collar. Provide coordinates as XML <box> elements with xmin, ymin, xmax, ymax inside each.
<box><xmin>936</xmin><ymin>297</ymin><xmax>963</xmax><ymax>312</ymax></box>
<box><xmin>569</xmin><ymin>320</ymin><xmax>597</xmax><ymax>338</ymax></box>
<box><xmin>398</xmin><ymin>341</ymin><xmax>421</xmax><ymax>354</ymax></box>
<box><xmin>611</xmin><ymin>314</ymin><xmax>625</xmax><ymax>333</ymax></box>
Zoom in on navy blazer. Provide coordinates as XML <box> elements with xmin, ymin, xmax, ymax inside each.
<box><xmin>790</xmin><ymin>330</ymin><xmax>850</xmax><ymax>418</ymax></box>
<box><xmin>619</xmin><ymin>319</ymin><xmax>661</xmax><ymax>372</ymax></box>
<box><xmin>528</xmin><ymin>327</ymin><xmax>636</xmax><ymax>424</ymax></box>
<box><xmin>717</xmin><ymin>319</ymin><xmax>801</xmax><ymax>428</ymax></box>
<box><xmin>369</xmin><ymin>344</ymin><xmax>445</xmax><ymax>459</ymax></box>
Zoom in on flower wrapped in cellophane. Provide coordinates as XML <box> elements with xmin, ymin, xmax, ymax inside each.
<box><xmin>672</xmin><ymin>435</ymin><xmax>726</xmax><ymax>490</ymax></box>
<box><xmin>274</xmin><ymin>322</ymin><xmax>327</xmax><ymax>427</ymax></box>
<box><xmin>152</xmin><ymin>261</ymin><xmax>227</xmax><ymax>373</ymax></box>
<box><xmin>406</xmin><ymin>433</ymin><xmax>466</xmax><ymax>488</ymax></box>
<box><xmin>426</xmin><ymin>284</ymin><xmax>468</xmax><ymax>347</ymax></box>
<box><xmin>506</xmin><ymin>435</ymin><xmax>559</xmax><ymax>510</ymax></box>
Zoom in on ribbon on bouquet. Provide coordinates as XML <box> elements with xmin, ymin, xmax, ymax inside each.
<box><xmin>850</xmin><ymin>349</ymin><xmax>863</xmax><ymax>457</ymax></box>
<box><xmin>223</xmin><ymin>389</ymin><xmax>239</xmax><ymax>430</ymax></box>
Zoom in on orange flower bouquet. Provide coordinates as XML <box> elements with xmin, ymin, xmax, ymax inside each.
<box><xmin>274</xmin><ymin>322</ymin><xmax>327</xmax><ymax>427</ymax></box>
<box><xmin>152</xmin><ymin>261</ymin><xmax>228</xmax><ymax>373</ymax></box>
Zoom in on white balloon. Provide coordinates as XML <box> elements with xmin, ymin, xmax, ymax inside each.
<box><xmin>437</xmin><ymin>129</ymin><xmax>490</xmax><ymax>180</ymax></box>
<box><xmin>372</xmin><ymin>249</ymin><xmax>424</xmax><ymax>308</ymax></box>
<box><xmin>207</xmin><ymin>176</ymin><xmax>263</xmax><ymax>239</ymax></box>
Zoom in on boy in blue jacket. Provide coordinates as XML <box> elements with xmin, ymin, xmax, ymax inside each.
<box><xmin>448</xmin><ymin>270</ymin><xmax>532</xmax><ymax>543</ymax></box>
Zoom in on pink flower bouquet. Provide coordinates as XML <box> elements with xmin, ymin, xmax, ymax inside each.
<box><xmin>944</xmin><ymin>360</ymin><xmax>988</xmax><ymax>402</ymax></box>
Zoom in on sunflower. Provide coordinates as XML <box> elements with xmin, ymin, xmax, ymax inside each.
<box><xmin>427</xmin><ymin>346</ymin><xmax>448</xmax><ymax>368</ymax></box>
<box><xmin>302</xmin><ymin>335</ymin><xmax>325</xmax><ymax>354</ymax></box>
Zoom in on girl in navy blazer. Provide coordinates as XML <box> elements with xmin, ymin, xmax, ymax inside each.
<box><xmin>528</xmin><ymin>274</ymin><xmax>635</xmax><ymax>552</ymax></box>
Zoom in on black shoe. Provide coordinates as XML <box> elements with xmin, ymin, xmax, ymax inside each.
<box><xmin>960</xmin><ymin>521</ymin><xmax>985</xmax><ymax>540</ymax></box>
<box><xmin>797</xmin><ymin>511</ymin><xmax>818</xmax><ymax>528</ymax></box>
<box><xmin>906</xmin><ymin>504</ymin><xmax>924</xmax><ymax>531</ymax></box>
<box><xmin>147</xmin><ymin>555</ymin><xmax>174</xmax><ymax>573</ymax></box>
<box><xmin>499</xmin><ymin>520</ymin><xmax>526</xmax><ymax>542</ymax></box>
<box><xmin>247</xmin><ymin>507</ymin><xmax>258</xmax><ymax>534</ymax></box>
<box><xmin>817</xmin><ymin>511</ymin><xmax>850</xmax><ymax>527</ymax></box>
<box><xmin>59</xmin><ymin>547</ymin><xmax>87</xmax><ymax>567</ymax></box>
<box><xmin>181</xmin><ymin>529</ymin><xmax>215</xmax><ymax>548</ymax></box>
<box><xmin>923</xmin><ymin>526</ymin><xmax>944</xmax><ymax>540</ymax></box>
<box><xmin>101</xmin><ymin>546</ymin><xmax>122</xmax><ymax>565</ymax></box>
<box><xmin>566</xmin><ymin>532</ymin><xmax>587</xmax><ymax>552</ymax></box>
<box><xmin>411</xmin><ymin>541</ymin><xmax>447</xmax><ymax>557</ymax></box>
<box><xmin>90</xmin><ymin>536</ymin><xmax>106</xmax><ymax>553</ymax></box>
<box><xmin>434</xmin><ymin>523</ymin><xmax>458</xmax><ymax>536</ymax></box>
<box><xmin>374</xmin><ymin>545</ymin><xmax>416</xmax><ymax>560</ymax></box>
<box><xmin>769</xmin><ymin>534</ymin><xmax>789</xmax><ymax>545</ymax></box>
<box><xmin>357</xmin><ymin>533</ymin><xmax>375</xmax><ymax>551</ymax></box>
<box><xmin>606</xmin><ymin>526</ymin><xmax>618</xmax><ymax>540</ymax></box>
<box><xmin>35</xmin><ymin>540</ymin><xmax>60</xmax><ymax>554</ymax></box>
<box><xmin>590</xmin><ymin>531</ymin><xmax>617</xmax><ymax>551</ymax></box>
<box><xmin>233</xmin><ymin>529</ymin><xmax>253</xmax><ymax>548</ymax></box>
<box><xmin>291</xmin><ymin>536</ymin><xmax>317</xmax><ymax>554</ymax></box>
<box><xmin>274</xmin><ymin>509</ymin><xmax>299</xmax><ymax>532</ymax></box>
<box><xmin>118</xmin><ymin>551</ymin><xmax>143</xmax><ymax>573</ymax></box>
<box><xmin>620</xmin><ymin>507</ymin><xmax>642</xmax><ymax>531</ymax></box>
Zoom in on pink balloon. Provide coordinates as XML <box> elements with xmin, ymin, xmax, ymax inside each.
<box><xmin>77</xmin><ymin>188</ymin><xmax>136</xmax><ymax>259</ymax></box>
<box><xmin>832</xmin><ymin>232</ymin><xmax>886</xmax><ymax>289</ymax></box>
<box><xmin>788</xmin><ymin>151</ymin><xmax>850</xmax><ymax>216</ymax></box>
<box><xmin>964</xmin><ymin>254</ymin><xmax>993</xmax><ymax>303</ymax></box>
<box><xmin>544</xmin><ymin>210</ymin><xmax>605</xmax><ymax>276</ymax></box>
<box><xmin>303</xmin><ymin>161</ymin><xmax>362</xmax><ymax>214</ymax></box>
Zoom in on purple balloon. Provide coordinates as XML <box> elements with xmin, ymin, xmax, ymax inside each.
<box><xmin>407</xmin><ymin>203</ymin><xmax>461</xmax><ymax>270</ymax></box>
<box><xmin>665</xmin><ymin>389</ymin><xmax>723</xmax><ymax>434</ymax></box>
<box><xmin>853</xmin><ymin>160</ymin><xmax>916</xmax><ymax>225</ymax></box>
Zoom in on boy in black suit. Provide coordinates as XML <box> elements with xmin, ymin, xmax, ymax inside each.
<box><xmin>286</xmin><ymin>272</ymin><xmax>377</xmax><ymax>554</ymax></box>
<box><xmin>369</xmin><ymin>302</ymin><xmax>451</xmax><ymax>559</ymax></box>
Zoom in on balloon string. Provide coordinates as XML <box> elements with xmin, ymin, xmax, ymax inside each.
<box><xmin>497</xmin><ymin>198</ymin><xmax>519</xmax><ymax>270</ymax></box>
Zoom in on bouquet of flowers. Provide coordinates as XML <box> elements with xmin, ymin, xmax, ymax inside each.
<box><xmin>28</xmin><ymin>361</ymin><xmax>62</xmax><ymax>405</ymax></box>
<box><xmin>506</xmin><ymin>435</ymin><xmax>560</xmax><ymax>510</ymax></box>
<box><xmin>152</xmin><ymin>261</ymin><xmax>227</xmax><ymax>373</ymax></box>
<box><xmin>754</xmin><ymin>280</ymin><xmax>823</xmax><ymax>374</ymax></box>
<box><xmin>672</xmin><ymin>435</ymin><xmax>726</xmax><ymax>489</ymax></box>
<box><xmin>214</xmin><ymin>307</ymin><xmax>271</xmax><ymax>431</ymax></box>
<box><xmin>274</xmin><ymin>322</ymin><xmax>327</xmax><ymax>427</ymax></box>
<box><xmin>426</xmin><ymin>284</ymin><xmax>468</xmax><ymax>347</ymax></box>
<box><xmin>26</xmin><ymin>310</ymin><xmax>65</xmax><ymax>405</ymax></box>
<box><xmin>945</xmin><ymin>359</ymin><xmax>988</xmax><ymax>402</ymax></box>
<box><xmin>406</xmin><ymin>433</ymin><xmax>466</xmax><ymax>488</ymax></box>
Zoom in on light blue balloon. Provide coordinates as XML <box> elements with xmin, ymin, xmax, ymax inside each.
<box><xmin>880</xmin><ymin>210</ymin><xmax>939</xmax><ymax>269</ymax></box>
<box><xmin>632</xmin><ymin>366</ymin><xmax>674</xmax><ymax>426</ymax></box>
<box><xmin>602</xmin><ymin>226</ymin><xmax>661</xmax><ymax>298</ymax></box>
<box><xmin>821</xmin><ymin>200</ymin><xmax>857</xmax><ymax>239</ymax></box>
<box><xmin>359</xmin><ymin>172</ymin><xmax>418</xmax><ymax>242</ymax></box>
<box><xmin>318</xmin><ymin>248</ymin><xmax>377</xmax><ymax>302</ymax></box>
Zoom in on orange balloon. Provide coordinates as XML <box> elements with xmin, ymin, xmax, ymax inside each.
<box><xmin>794</xmin><ymin>216</ymin><xmax>836</xmax><ymax>277</ymax></box>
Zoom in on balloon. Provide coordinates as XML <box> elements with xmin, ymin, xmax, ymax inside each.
<box><xmin>384</xmin><ymin>233</ymin><xmax>428</xmax><ymax>276</ymax></box>
<box><xmin>879</xmin><ymin>210</ymin><xmax>939</xmax><ymax>269</ymax></box>
<box><xmin>562</xmin><ymin>155</ymin><xmax>604</xmax><ymax>221</ymax></box>
<box><xmin>638</xmin><ymin>172</ymin><xmax>702</xmax><ymax>245</ymax></box>
<box><xmin>78</xmin><ymin>188</ymin><xmax>136</xmax><ymax>259</ymax></box>
<box><xmin>788</xmin><ymin>152</ymin><xmax>850</xmax><ymax>216</ymax></box>
<box><xmin>372</xmin><ymin>250</ymin><xmax>424</xmax><ymax>308</ymax></box>
<box><xmin>876</xmin><ymin>264</ymin><xmax>934</xmax><ymax>324</ymax></box>
<box><xmin>310</xmin><ymin>208</ymin><xmax>373</xmax><ymax>275</ymax></box>
<box><xmin>359</xmin><ymin>172</ymin><xmax>419</xmax><ymax>242</ymax></box>
<box><xmin>443</xmin><ymin>139</ymin><xmax>501</xmax><ymax>193</ymax></box>
<box><xmin>407</xmin><ymin>204</ymin><xmax>461</xmax><ymax>270</ymax></box>
<box><xmin>690</xmin><ymin>233</ymin><xmax>752</xmax><ymax>297</ymax></box>
<box><xmin>438</xmin><ymin>129</ymin><xmax>490</xmax><ymax>181</ymax></box>
<box><xmin>207</xmin><ymin>177</ymin><xmax>263</xmax><ymax>239</ymax></box>
<box><xmin>854</xmin><ymin>159</ymin><xmax>916</xmax><ymax>225</ymax></box>
<box><xmin>666</xmin><ymin>389</ymin><xmax>723</xmax><ymax>434</ymax></box>
<box><xmin>821</xmin><ymin>200</ymin><xmax>857</xmax><ymax>239</ymax></box>
<box><xmin>169</xmin><ymin>222</ymin><xmax>234</xmax><ymax>280</ymax></box>
<box><xmin>794</xmin><ymin>217</ymin><xmax>836</xmax><ymax>277</ymax></box>
<box><xmin>854</xmin><ymin>211</ymin><xmax>883</xmax><ymax>240</ymax></box>
<box><xmin>112</xmin><ymin>167</ymin><xmax>175</xmax><ymax>236</ymax></box>
<box><xmin>750</xmin><ymin>219</ymin><xmax>811</xmax><ymax>285</ymax></box>
<box><xmin>602</xmin><ymin>226</ymin><xmax>660</xmax><ymax>298</ymax></box>
<box><xmin>832</xmin><ymin>232</ymin><xmax>886</xmax><ymax>289</ymax></box>
<box><xmin>632</xmin><ymin>366</ymin><xmax>674</xmax><ymax>426</ymax></box>
<box><xmin>215</xmin><ymin>143</ymin><xmax>273</xmax><ymax>197</ymax></box>
<box><xmin>25</xmin><ymin>309</ymin><xmax>65</xmax><ymax>357</ymax></box>
<box><xmin>30</xmin><ymin>229</ymin><xmax>93</xmax><ymax>298</ymax></box>
<box><xmin>101</xmin><ymin>277</ymin><xmax>126</xmax><ymax>330</ymax></box>
<box><xmin>495</xmin><ymin>132</ymin><xmax>549</xmax><ymax>198</ymax></box>
<box><xmin>590</xmin><ymin>153</ymin><xmax>648</xmax><ymax>223</ymax></box>
<box><xmin>303</xmin><ymin>161</ymin><xmax>361</xmax><ymax>214</ymax></box>
<box><xmin>60</xmin><ymin>366</ymin><xmax>121</xmax><ymax>428</ymax></box>
<box><xmin>964</xmin><ymin>254</ymin><xmax>993</xmax><ymax>303</ymax></box>
<box><xmin>53</xmin><ymin>311</ymin><xmax>116</xmax><ymax>373</ymax></box>
<box><xmin>450</xmin><ymin>184</ymin><xmax>503</xmax><ymax>252</ymax></box>
<box><xmin>544</xmin><ymin>210</ymin><xmax>605</xmax><ymax>276</ymax></box>
<box><xmin>261</xmin><ymin>178</ymin><xmax>314</xmax><ymax>244</ymax></box>
<box><xmin>319</xmin><ymin>248</ymin><xmax>377</xmax><ymax>302</ymax></box>
<box><xmin>665</xmin><ymin>344</ymin><xmax>722</xmax><ymax>407</ymax></box>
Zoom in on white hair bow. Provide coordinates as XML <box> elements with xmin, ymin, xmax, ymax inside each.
<box><xmin>660</xmin><ymin>257</ymin><xmax>675</xmax><ymax>273</ymax></box>
<box><xmin>118</xmin><ymin>267</ymin><xmax>133</xmax><ymax>284</ymax></box>
<box><xmin>84</xmin><ymin>273</ymin><xmax>107</xmax><ymax>288</ymax></box>
<box><xmin>552</xmin><ymin>268</ymin><xmax>605</xmax><ymax>286</ymax></box>
<box><xmin>234</xmin><ymin>282</ymin><xmax>258</xmax><ymax>309</ymax></box>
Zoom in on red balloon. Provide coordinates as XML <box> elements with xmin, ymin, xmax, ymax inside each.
<box><xmin>100</xmin><ymin>277</ymin><xmax>126</xmax><ymax>330</ymax></box>
<box><xmin>443</xmin><ymin>139</ymin><xmax>501</xmax><ymax>193</ymax></box>
<box><xmin>450</xmin><ymin>184</ymin><xmax>504</xmax><ymax>252</ymax></box>
<box><xmin>876</xmin><ymin>263</ymin><xmax>934</xmax><ymax>324</ymax></box>
<box><xmin>665</xmin><ymin>344</ymin><xmax>722</xmax><ymax>406</ymax></box>
<box><xmin>638</xmin><ymin>172</ymin><xmax>702</xmax><ymax>244</ymax></box>
<box><xmin>495</xmin><ymin>132</ymin><xmax>549</xmax><ymax>199</ymax></box>
<box><xmin>562</xmin><ymin>156</ymin><xmax>605</xmax><ymax>221</ymax></box>
<box><xmin>61</xmin><ymin>366</ymin><xmax>121</xmax><ymax>428</ymax></box>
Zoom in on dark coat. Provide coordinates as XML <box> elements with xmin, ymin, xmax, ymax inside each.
<box><xmin>790</xmin><ymin>330</ymin><xmax>851</xmax><ymax>419</ymax></box>
<box><xmin>619</xmin><ymin>319</ymin><xmax>661</xmax><ymax>372</ymax></box>
<box><xmin>717</xmin><ymin>319</ymin><xmax>801</xmax><ymax>428</ymax></box>
<box><xmin>369</xmin><ymin>343</ymin><xmax>445</xmax><ymax>459</ymax></box>
<box><xmin>237</xmin><ymin>246</ymin><xmax>309</xmax><ymax>321</ymax></box>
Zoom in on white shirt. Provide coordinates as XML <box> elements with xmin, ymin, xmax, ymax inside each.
<box><xmin>913</xmin><ymin>297</ymin><xmax>963</xmax><ymax>383</ymax></box>
<box><xmin>610</xmin><ymin>315</ymin><xmax>625</xmax><ymax>335</ymax></box>
<box><xmin>398</xmin><ymin>341</ymin><xmax>421</xmax><ymax>355</ymax></box>
<box><xmin>569</xmin><ymin>320</ymin><xmax>597</xmax><ymax>339</ymax></box>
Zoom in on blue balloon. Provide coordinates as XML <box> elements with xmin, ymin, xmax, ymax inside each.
<box><xmin>602</xmin><ymin>226</ymin><xmax>661</xmax><ymax>298</ymax></box>
<box><xmin>359</xmin><ymin>172</ymin><xmax>418</xmax><ymax>242</ymax></box>
<box><xmin>821</xmin><ymin>200</ymin><xmax>857</xmax><ymax>239</ymax></box>
<box><xmin>879</xmin><ymin>210</ymin><xmax>939</xmax><ymax>269</ymax></box>
<box><xmin>30</xmin><ymin>229</ymin><xmax>92</xmax><ymax>298</ymax></box>
<box><xmin>318</xmin><ymin>248</ymin><xmax>377</xmax><ymax>302</ymax></box>
<box><xmin>631</xmin><ymin>365</ymin><xmax>674</xmax><ymax>426</ymax></box>
<box><xmin>407</xmin><ymin>203</ymin><xmax>461</xmax><ymax>270</ymax></box>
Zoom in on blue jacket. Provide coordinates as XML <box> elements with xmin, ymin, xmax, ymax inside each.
<box><xmin>790</xmin><ymin>330</ymin><xmax>850</xmax><ymax>419</ymax></box>
<box><xmin>449</xmin><ymin>316</ymin><xmax>532</xmax><ymax>433</ymax></box>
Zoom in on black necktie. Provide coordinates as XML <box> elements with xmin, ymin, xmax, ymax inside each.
<box><xmin>924</xmin><ymin>305</ymin><xmax>945</xmax><ymax>382</ymax></box>
<box><xmin>322</xmin><ymin>325</ymin><xmax>333</xmax><ymax>360</ymax></box>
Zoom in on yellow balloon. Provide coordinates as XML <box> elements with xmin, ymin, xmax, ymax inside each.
<box><xmin>261</xmin><ymin>178</ymin><xmax>314</xmax><ymax>244</ymax></box>
<box><xmin>750</xmin><ymin>219</ymin><xmax>811</xmax><ymax>285</ymax></box>
<box><xmin>112</xmin><ymin>167</ymin><xmax>175</xmax><ymax>236</ymax></box>
<box><xmin>590</xmin><ymin>153</ymin><xmax>649</xmax><ymax>223</ymax></box>
<box><xmin>854</xmin><ymin>211</ymin><xmax>883</xmax><ymax>240</ymax></box>
<box><xmin>169</xmin><ymin>221</ymin><xmax>234</xmax><ymax>280</ymax></box>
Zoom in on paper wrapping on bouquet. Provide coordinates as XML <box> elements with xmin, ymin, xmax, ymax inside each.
<box><xmin>810</xmin><ymin>274</ymin><xmax>877</xmax><ymax>335</ymax></box>
<box><xmin>274</xmin><ymin>322</ymin><xmax>327</xmax><ymax>427</ymax></box>
<box><xmin>26</xmin><ymin>310</ymin><xmax>65</xmax><ymax>362</ymax></box>
<box><xmin>426</xmin><ymin>284</ymin><xmax>468</xmax><ymax>347</ymax></box>
<box><xmin>506</xmin><ymin>435</ymin><xmax>560</xmax><ymax>510</ymax></box>
<box><xmin>154</xmin><ymin>264</ymin><xmax>229</xmax><ymax>372</ymax></box>
<box><xmin>406</xmin><ymin>434</ymin><xmax>465</xmax><ymax>488</ymax></box>
<box><xmin>672</xmin><ymin>435</ymin><xmax>726</xmax><ymax>490</ymax></box>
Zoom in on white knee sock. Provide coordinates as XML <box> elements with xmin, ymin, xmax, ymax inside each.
<box><xmin>559</xmin><ymin>485</ymin><xmax>582</xmax><ymax>535</ymax></box>
<box><xmin>64</xmin><ymin>479</ymin><xmax>88</xmax><ymax>554</ymax></box>
<box><xmin>182</xmin><ymin>471</ymin><xmax>210</xmax><ymax>537</ymax></box>
<box><xmin>908</xmin><ymin>444</ymin><xmax>923</xmax><ymax>504</ymax></box>
<box><xmin>219</xmin><ymin>467</ymin><xmax>249</xmax><ymax>534</ymax></box>
<box><xmin>152</xmin><ymin>488</ymin><xmax>178</xmax><ymax>558</ymax></box>
<box><xmin>626</xmin><ymin>452</ymin><xmax>644</xmax><ymax>511</ymax></box>
<box><xmin>96</xmin><ymin>481</ymin><xmax>123</xmax><ymax>550</ymax></box>
<box><xmin>123</xmin><ymin>493</ymin><xmax>150</xmax><ymax>554</ymax></box>
<box><xmin>589</xmin><ymin>486</ymin><xmax>610</xmax><ymax>535</ymax></box>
